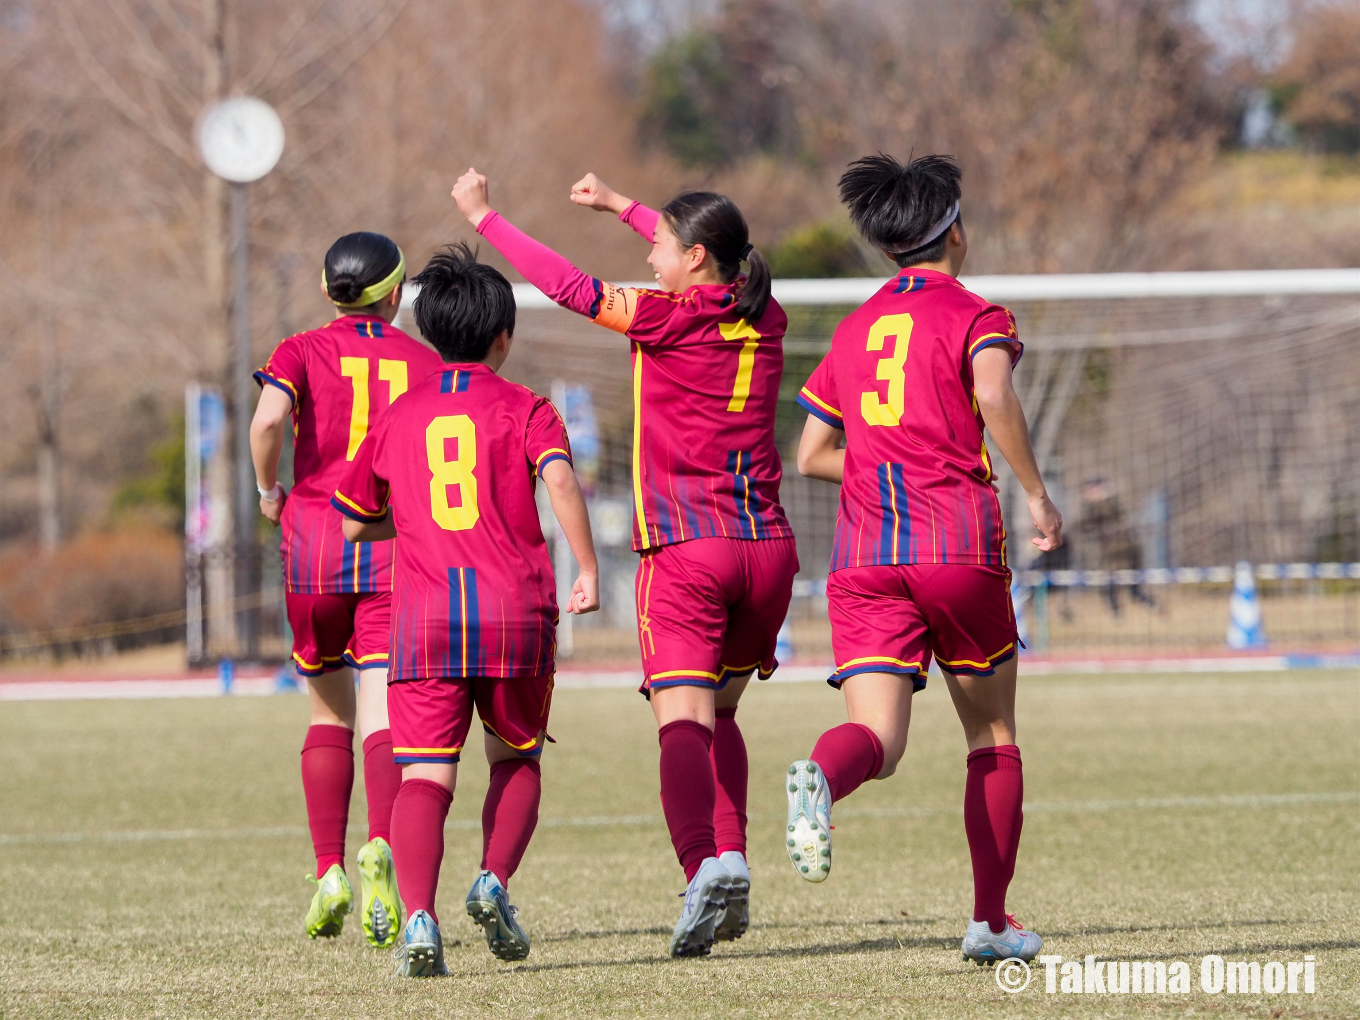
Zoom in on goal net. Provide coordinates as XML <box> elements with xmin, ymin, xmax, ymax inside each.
<box><xmin>486</xmin><ymin>269</ymin><xmax>1360</xmax><ymax>663</ymax></box>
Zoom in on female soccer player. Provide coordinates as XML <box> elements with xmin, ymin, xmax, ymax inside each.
<box><xmin>251</xmin><ymin>231</ymin><xmax>443</xmax><ymax>947</ymax></box>
<box><xmin>452</xmin><ymin>168</ymin><xmax>799</xmax><ymax>958</ymax></box>
<box><xmin>786</xmin><ymin>153</ymin><xmax>1063</xmax><ymax>965</ymax></box>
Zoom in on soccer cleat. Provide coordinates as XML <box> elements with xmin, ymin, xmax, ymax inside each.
<box><xmin>960</xmin><ymin>915</ymin><xmax>1044</xmax><ymax>965</ymax></box>
<box><xmin>784</xmin><ymin>759</ymin><xmax>832</xmax><ymax>882</ymax></box>
<box><xmin>465</xmin><ymin>870</ymin><xmax>531</xmax><ymax>961</ymax></box>
<box><xmin>713</xmin><ymin>850</ymin><xmax>749</xmax><ymax>942</ymax></box>
<box><xmin>669</xmin><ymin>856</ymin><xmax>733</xmax><ymax>958</ymax></box>
<box><xmin>393</xmin><ymin>909</ymin><xmax>449</xmax><ymax>977</ymax></box>
<box><xmin>356</xmin><ymin>837</ymin><xmax>403</xmax><ymax>948</ymax></box>
<box><xmin>303</xmin><ymin>864</ymin><xmax>353</xmax><ymax>939</ymax></box>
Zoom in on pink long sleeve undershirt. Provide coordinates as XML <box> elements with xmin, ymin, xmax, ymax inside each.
<box><xmin>475</xmin><ymin>201</ymin><xmax>659</xmax><ymax>320</ymax></box>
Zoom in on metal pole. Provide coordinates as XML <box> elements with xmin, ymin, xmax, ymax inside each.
<box><xmin>230</xmin><ymin>181</ymin><xmax>257</xmax><ymax>659</ymax></box>
<box><xmin>185</xmin><ymin>383</ymin><xmax>204</xmax><ymax>665</ymax></box>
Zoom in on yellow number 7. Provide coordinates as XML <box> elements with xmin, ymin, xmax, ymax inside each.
<box><xmin>860</xmin><ymin>313</ymin><xmax>913</xmax><ymax>427</ymax></box>
<box><xmin>719</xmin><ymin>319</ymin><xmax>761</xmax><ymax>412</ymax></box>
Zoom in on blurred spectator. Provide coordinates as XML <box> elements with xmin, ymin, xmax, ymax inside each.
<box><xmin>1080</xmin><ymin>479</ymin><xmax>1156</xmax><ymax>616</ymax></box>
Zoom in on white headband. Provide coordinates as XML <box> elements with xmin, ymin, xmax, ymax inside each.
<box><xmin>889</xmin><ymin>200</ymin><xmax>960</xmax><ymax>255</ymax></box>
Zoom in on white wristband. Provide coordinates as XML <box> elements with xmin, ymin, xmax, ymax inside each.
<box><xmin>258</xmin><ymin>483</ymin><xmax>283</xmax><ymax>501</ymax></box>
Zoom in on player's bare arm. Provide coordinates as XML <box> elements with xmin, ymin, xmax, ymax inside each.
<box><xmin>541</xmin><ymin>458</ymin><xmax>600</xmax><ymax>615</ymax></box>
<box><xmin>569</xmin><ymin>173</ymin><xmax>632</xmax><ymax>215</ymax></box>
<box><xmin>341</xmin><ymin>514</ymin><xmax>397</xmax><ymax>544</ymax></box>
<box><xmin>796</xmin><ymin>414</ymin><xmax>845</xmax><ymax>484</ymax></box>
<box><xmin>250</xmin><ymin>383</ymin><xmax>293</xmax><ymax>526</ymax></box>
<box><xmin>972</xmin><ymin>345</ymin><xmax>1063</xmax><ymax>551</ymax></box>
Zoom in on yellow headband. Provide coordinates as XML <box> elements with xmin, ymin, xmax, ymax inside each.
<box><xmin>322</xmin><ymin>249</ymin><xmax>405</xmax><ymax>308</ymax></box>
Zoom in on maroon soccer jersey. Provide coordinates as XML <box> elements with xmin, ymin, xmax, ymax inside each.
<box><xmin>332</xmin><ymin>364</ymin><xmax>572</xmax><ymax>680</ymax></box>
<box><xmin>593</xmin><ymin>282</ymin><xmax>793</xmax><ymax>551</ymax></box>
<box><xmin>796</xmin><ymin>268</ymin><xmax>1023</xmax><ymax>570</ymax></box>
<box><xmin>255</xmin><ymin>314</ymin><xmax>444</xmax><ymax>594</ymax></box>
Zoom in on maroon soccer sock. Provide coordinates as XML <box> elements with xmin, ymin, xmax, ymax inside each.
<box><xmin>361</xmin><ymin>729</ymin><xmax>402</xmax><ymax>845</ymax></box>
<box><xmin>657</xmin><ymin>719</ymin><xmax>718</xmax><ymax>882</ymax></box>
<box><xmin>390</xmin><ymin>778</ymin><xmax>453</xmax><ymax>923</ymax></box>
<box><xmin>300</xmin><ymin>724</ymin><xmax>354</xmax><ymax>877</ymax></box>
<box><xmin>711</xmin><ymin>708</ymin><xmax>748</xmax><ymax>856</ymax></box>
<box><xmin>809</xmin><ymin>722</ymin><xmax>885</xmax><ymax>803</ymax></box>
<box><xmin>964</xmin><ymin>744</ymin><xmax>1024</xmax><ymax>933</ymax></box>
<box><xmin>480</xmin><ymin>758</ymin><xmax>542</xmax><ymax>884</ymax></box>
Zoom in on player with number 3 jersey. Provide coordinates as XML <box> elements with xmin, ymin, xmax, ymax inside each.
<box><xmin>454</xmin><ymin>167</ymin><xmax>798</xmax><ymax>958</ymax></box>
<box><xmin>785</xmin><ymin>154</ymin><xmax>1064</xmax><ymax>967</ymax></box>
<box><xmin>251</xmin><ymin>231</ymin><xmax>443</xmax><ymax>950</ymax></box>
<box><xmin>335</xmin><ymin>243</ymin><xmax>599</xmax><ymax>974</ymax></box>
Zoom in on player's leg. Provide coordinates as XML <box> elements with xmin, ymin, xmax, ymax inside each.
<box><xmin>388</xmin><ymin>677</ymin><xmax>471</xmax><ymax>977</ymax></box>
<box><xmin>786</xmin><ymin>566</ymin><xmax>926</xmax><ymax>882</ymax></box>
<box><xmin>914</xmin><ymin>562</ymin><xmax>1039</xmax><ymax>962</ymax></box>
<box><xmin>465</xmin><ymin>675</ymin><xmax>553</xmax><ymax>962</ymax></box>
<box><xmin>710</xmin><ymin>534</ymin><xmax>798</xmax><ymax>940</ymax></box>
<box><xmin>636</xmin><ymin>540</ymin><xmax>741</xmax><ymax>957</ymax></box>
<box><xmin>348</xmin><ymin>593</ymin><xmax>402</xmax><ymax>947</ymax></box>
<box><xmin>288</xmin><ymin>592</ymin><xmax>358</xmax><ymax>937</ymax></box>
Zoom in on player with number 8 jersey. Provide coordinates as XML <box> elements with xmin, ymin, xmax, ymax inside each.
<box><xmin>334</xmin><ymin>243</ymin><xmax>599</xmax><ymax>972</ymax></box>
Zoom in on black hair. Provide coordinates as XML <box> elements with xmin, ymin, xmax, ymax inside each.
<box><xmin>661</xmin><ymin>190</ymin><xmax>771</xmax><ymax>322</ymax></box>
<box><xmin>323</xmin><ymin>231</ymin><xmax>403</xmax><ymax>306</ymax></box>
<box><xmin>411</xmin><ymin>242</ymin><xmax>516</xmax><ymax>363</ymax></box>
<box><xmin>838</xmin><ymin>153</ymin><xmax>962</xmax><ymax>267</ymax></box>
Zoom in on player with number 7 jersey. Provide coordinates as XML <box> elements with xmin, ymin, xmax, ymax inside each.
<box><xmin>454</xmin><ymin>167</ymin><xmax>798</xmax><ymax>958</ymax></box>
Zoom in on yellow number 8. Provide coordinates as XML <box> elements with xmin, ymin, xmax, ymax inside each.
<box><xmin>860</xmin><ymin>312</ymin><xmax>914</xmax><ymax>427</ymax></box>
<box><xmin>426</xmin><ymin>414</ymin><xmax>479</xmax><ymax>531</ymax></box>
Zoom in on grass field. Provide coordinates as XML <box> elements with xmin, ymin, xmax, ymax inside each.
<box><xmin>1</xmin><ymin>671</ymin><xmax>1357</xmax><ymax>1019</ymax></box>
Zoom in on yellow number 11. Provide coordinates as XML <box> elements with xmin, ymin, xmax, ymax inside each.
<box><xmin>340</xmin><ymin>357</ymin><xmax>409</xmax><ymax>460</ymax></box>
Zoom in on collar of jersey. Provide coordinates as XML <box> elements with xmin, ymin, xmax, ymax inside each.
<box><xmin>438</xmin><ymin>361</ymin><xmax>492</xmax><ymax>372</ymax></box>
<box><xmin>892</xmin><ymin>266</ymin><xmax>962</xmax><ymax>288</ymax></box>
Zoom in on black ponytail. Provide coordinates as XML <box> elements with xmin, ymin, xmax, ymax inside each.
<box><xmin>323</xmin><ymin>231</ymin><xmax>403</xmax><ymax>306</ymax></box>
<box><xmin>661</xmin><ymin>191</ymin><xmax>772</xmax><ymax>323</ymax></box>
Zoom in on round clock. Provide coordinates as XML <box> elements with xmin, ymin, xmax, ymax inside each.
<box><xmin>196</xmin><ymin>97</ymin><xmax>285</xmax><ymax>183</ymax></box>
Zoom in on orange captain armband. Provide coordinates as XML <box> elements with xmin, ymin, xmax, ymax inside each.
<box><xmin>591</xmin><ymin>281</ymin><xmax>640</xmax><ymax>334</ymax></box>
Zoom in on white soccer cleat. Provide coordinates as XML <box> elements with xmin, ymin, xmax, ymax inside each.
<box><xmin>466</xmin><ymin>869</ymin><xmax>531</xmax><ymax>962</ymax></box>
<box><xmin>960</xmin><ymin>915</ymin><xmax>1044</xmax><ymax>965</ymax></box>
<box><xmin>713</xmin><ymin>850</ymin><xmax>749</xmax><ymax>942</ymax></box>
<box><xmin>784</xmin><ymin>759</ymin><xmax>832</xmax><ymax>882</ymax></box>
<box><xmin>669</xmin><ymin>856</ymin><xmax>733</xmax><ymax>958</ymax></box>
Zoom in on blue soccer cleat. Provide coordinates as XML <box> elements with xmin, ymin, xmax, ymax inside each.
<box><xmin>392</xmin><ymin>909</ymin><xmax>448</xmax><ymax>977</ymax></box>
<box><xmin>466</xmin><ymin>870</ymin><xmax>531</xmax><ymax>962</ymax></box>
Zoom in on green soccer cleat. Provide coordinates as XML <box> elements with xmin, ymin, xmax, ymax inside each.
<box><xmin>304</xmin><ymin>863</ymin><xmax>353</xmax><ymax>938</ymax></box>
<box><xmin>356</xmin><ymin>837</ymin><xmax>403</xmax><ymax>948</ymax></box>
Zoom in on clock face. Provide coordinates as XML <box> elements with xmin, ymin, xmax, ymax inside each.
<box><xmin>196</xmin><ymin>97</ymin><xmax>284</xmax><ymax>183</ymax></box>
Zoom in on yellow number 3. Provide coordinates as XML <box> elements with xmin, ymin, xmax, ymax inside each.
<box><xmin>426</xmin><ymin>415</ymin><xmax>479</xmax><ymax>531</ymax></box>
<box><xmin>860</xmin><ymin>313</ymin><xmax>914</xmax><ymax>427</ymax></box>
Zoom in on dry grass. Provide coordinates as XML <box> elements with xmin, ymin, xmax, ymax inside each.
<box><xmin>1</xmin><ymin>671</ymin><xmax>1357</xmax><ymax>1018</ymax></box>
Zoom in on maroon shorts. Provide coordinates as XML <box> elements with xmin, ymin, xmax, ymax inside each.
<box><xmin>388</xmin><ymin>674</ymin><xmax>554</xmax><ymax>765</ymax></box>
<box><xmin>285</xmin><ymin>591</ymin><xmax>391</xmax><ymax>677</ymax></box>
<box><xmin>826</xmin><ymin>563</ymin><xmax>1018</xmax><ymax>690</ymax></box>
<box><xmin>636</xmin><ymin>536</ymin><xmax>798</xmax><ymax>696</ymax></box>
